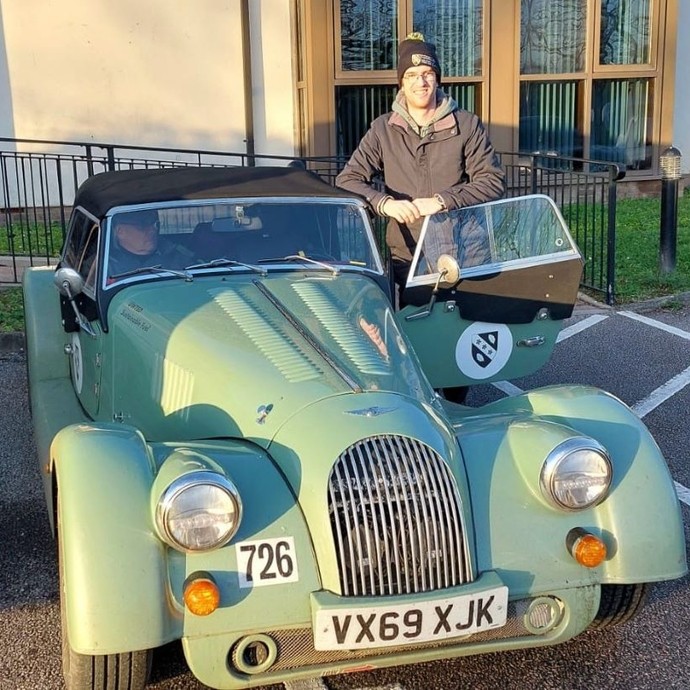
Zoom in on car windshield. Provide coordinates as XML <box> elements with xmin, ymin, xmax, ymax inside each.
<box><xmin>104</xmin><ymin>198</ymin><xmax>382</xmax><ymax>287</ymax></box>
<box><xmin>406</xmin><ymin>194</ymin><xmax>580</xmax><ymax>287</ymax></box>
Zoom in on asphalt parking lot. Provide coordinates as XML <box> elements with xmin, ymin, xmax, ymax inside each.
<box><xmin>1</xmin><ymin>297</ymin><xmax>689</xmax><ymax>690</ymax></box>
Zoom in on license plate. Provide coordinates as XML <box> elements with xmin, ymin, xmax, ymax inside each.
<box><xmin>314</xmin><ymin>586</ymin><xmax>508</xmax><ymax>650</ymax></box>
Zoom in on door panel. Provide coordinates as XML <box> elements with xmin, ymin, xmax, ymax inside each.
<box><xmin>397</xmin><ymin>195</ymin><xmax>583</xmax><ymax>388</ymax></box>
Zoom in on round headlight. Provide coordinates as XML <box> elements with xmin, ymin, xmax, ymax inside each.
<box><xmin>156</xmin><ymin>471</ymin><xmax>242</xmax><ymax>552</ymax></box>
<box><xmin>540</xmin><ymin>438</ymin><xmax>612</xmax><ymax>510</ymax></box>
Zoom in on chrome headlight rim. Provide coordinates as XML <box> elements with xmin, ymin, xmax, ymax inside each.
<box><xmin>540</xmin><ymin>437</ymin><xmax>612</xmax><ymax>511</ymax></box>
<box><xmin>156</xmin><ymin>470</ymin><xmax>243</xmax><ymax>553</ymax></box>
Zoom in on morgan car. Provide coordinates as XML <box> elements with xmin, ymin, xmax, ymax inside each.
<box><xmin>23</xmin><ymin>166</ymin><xmax>687</xmax><ymax>689</ymax></box>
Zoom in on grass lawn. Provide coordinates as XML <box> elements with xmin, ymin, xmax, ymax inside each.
<box><xmin>0</xmin><ymin>285</ymin><xmax>24</xmax><ymax>333</ymax></box>
<box><xmin>613</xmin><ymin>190</ymin><xmax>690</xmax><ymax>302</ymax></box>
<box><xmin>1</xmin><ymin>192</ymin><xmax>690</xmax><ymax>333</ymax></box>
<box><xmin>0</xmin><ymin>221</ymin><xmax>64</xmax><ymax>257</ymax></box>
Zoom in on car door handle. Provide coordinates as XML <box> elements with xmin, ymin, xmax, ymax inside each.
<box><xmin>517</xmin><ymin>335</ymin><xmax>545</xmax><ymax>347</ymax></box>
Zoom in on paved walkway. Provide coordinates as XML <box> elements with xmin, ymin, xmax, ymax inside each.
<box><xmin>0</xmin><ymin>255</ymin><xmax>52</xmax><ymax>285</ymax></box>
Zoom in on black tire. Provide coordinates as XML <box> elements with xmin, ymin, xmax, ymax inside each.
<box><xmin>589</xmin><ymin>583</ymin><xmax>649</xmax><ymax>630</ymax></box>
<box><xmin>58</xmin><ymin>503</ymin><xmax>152</xmax><ymax>690</ymax></box>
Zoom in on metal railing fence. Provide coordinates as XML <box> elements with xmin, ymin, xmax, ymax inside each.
<box><xmin>0</xmin><ymin>137</ymin><xmax>621</xmax><ymax>303</ymax></box>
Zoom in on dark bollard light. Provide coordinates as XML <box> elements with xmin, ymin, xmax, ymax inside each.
<box><xmin>659</xmin><ymin>146</ymin><xmax>682</xmax><ymax>273</ymax></box>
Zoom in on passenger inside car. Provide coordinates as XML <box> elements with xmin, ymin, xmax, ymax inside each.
<box><xmin>108</xmin><ymin>209</ymin><xmax>191</xmax><ymax>278</ymax></box>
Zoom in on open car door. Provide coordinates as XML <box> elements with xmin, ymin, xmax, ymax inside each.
<box><xmin>396</xmin><ymin>194</ymin><xmax>583</xmax><ymax>389</ymax></box>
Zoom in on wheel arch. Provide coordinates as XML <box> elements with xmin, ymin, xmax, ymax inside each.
<box><xmin>53</xmin><ymin>422</ymin><xmax>180</xmax><ymax>654</ymax></box>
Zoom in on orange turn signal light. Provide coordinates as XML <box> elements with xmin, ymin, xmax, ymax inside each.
<box><xmin>184</xmin><ymin>572</ymin><xmax>220</xmax><ymax>616</ymax></box>
<box><xmin>566</xmin><ymin>528</ymin><xmax>608</xmax><ymax>568</ymax></box>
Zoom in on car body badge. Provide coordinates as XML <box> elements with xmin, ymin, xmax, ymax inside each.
<box><xmin>345</xmin><ymin>406</ymin><xmax>398</xmax><ymax>418</ymax></box>
<box><xmin>256</xmin><ymin>403</ymin><xmax>274</xmax><ymax>424</ymax></box>
<box><xmin>455</xmin><ymin>322</ymin><xmax>513</xmax><ymax>380</ymax></box>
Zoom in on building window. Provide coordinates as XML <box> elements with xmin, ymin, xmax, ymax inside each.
<box><xmin>591</xmin><ymin>78</ymin><xmax>652</xmax><ymax>169</ymax></box>
<box><xmin>519</xmin><ymin>80</ymin><xmax>582</xmax><ymax>157</ymax></box>
<box><xmin>340</xmin><ymin>1</ymin><xmax>398</xmax><ymax>71</ymax></box>
<box><xmin>600</xmin><ymin>0</ymin><xmax>651</xmax><ymax>65</ymax></box>
<box><xmin>413</xmin><ymin>0</ymin><xmax>483</xmax><ymax>77</ymax></box>
<box><xmin>521</xmin><ymin>0</ymin><xmax>587</xmax><ymax>74</ymax></box>
<box><xmin>298</xmin><ymin>0</ymin><xmax>673</xmax><ymax>175</ymax></box>
<box><xmin>334</xmin><ymin>0</ymin><xmax>486</xmax><ymax>158</ymax></box>
<box><xmin>519</xmin><ymin>0</ymin><xmax>656</xmax><ymax>170</ymax></box>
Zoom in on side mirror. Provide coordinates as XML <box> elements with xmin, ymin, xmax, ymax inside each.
<box><xmin>437</xmin><ymin>254</ymin><xmax>460</xmax><ymax>287</ymax></box>
<box><xmin>54</xmin><ymin>267</ymin><xmax>85</xmax><ymax>297</ymax></box>
<box><xmin>54</xmin><ymin>267</ymin><xmax>96</xmax><ymax>336</ymax></box>
<box><xmin>405</xmin><ymin>254</ymin><xmax>461</xmax><ymax>321</ymax></box>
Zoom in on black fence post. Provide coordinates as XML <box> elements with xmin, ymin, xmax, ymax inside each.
<box><xmin>106</xmin><ymin>146</ymin><xmax>116</xmax><ymax>172</ymax></box>
<box><xmin>530</xmin><ymin>154</ymin><xmax>538</xmax><ymax>195</ymax></box>
<box><xmin>84</xmin><ymin>144</ymin><xmax>94</xmax><ymax>177</ymax></box>
<box><xmin>659</xmin><ymin>146</ymin><xmax>682</xmax><ymax>274</ymax></box>
<box><xmin>605</xmin><ymin>164</ymin><xmax>619</xmax><ymax>305</ymax></box>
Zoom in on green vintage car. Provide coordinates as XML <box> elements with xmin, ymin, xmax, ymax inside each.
<box><xmin>23</xmin><ymin>166</ymin><xmax>687</xmax><ymax>690</ymax></box>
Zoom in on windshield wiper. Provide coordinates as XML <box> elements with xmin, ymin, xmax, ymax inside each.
<box><xmin>257</xmin><ymin>254</ymin><xmax>340</xmax><ymax>276</ymax></box>
<box><xmin>109</xmin><ymin>264</ymin><xmax>193</xmax><ymax>281</ymax></box>
<box><xmin>185</xmin><ymin>257</ymin><xmax>267</xmax><ymax>275</ymax></box>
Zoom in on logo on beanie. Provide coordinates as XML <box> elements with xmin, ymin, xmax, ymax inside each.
<box><xmin>411</xmin><ymin>54</ymin><xmax>435</xmax><ymax>69</ymax></box>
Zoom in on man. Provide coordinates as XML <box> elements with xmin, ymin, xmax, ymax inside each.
<box><xmin>336</xmin><ymin>33</ymin><xmax>505</xmax><ymax>404</ymax></box>
<box><xmin>107</xmin><ymin>209</ymin><xmax>189</xmax><ymax>278</ymax></box>
<box><xmin>335</xmin><ymin>32</ymin><xmax>505</xmax><ymax>296</ymax></box>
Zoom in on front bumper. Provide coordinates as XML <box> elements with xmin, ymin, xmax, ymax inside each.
<box><xmin>182</xmin><ymin>576</ymin><xmax>600</xmax><ymax>689</ymax></box>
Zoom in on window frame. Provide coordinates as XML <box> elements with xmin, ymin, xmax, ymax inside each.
<box><xmin>332</xmin><ymin>0</ymin><xmax>490</xmax><ymax>106</ymax></box>
<box><xmin>515</xmin><ymin>0</ymin><xmax>665</xmax><ymax>172</ymax></box>
<box><xmin>62</xmin><ymin>207</ymin><xmax>101</xmax><ymax>300</ymax></box>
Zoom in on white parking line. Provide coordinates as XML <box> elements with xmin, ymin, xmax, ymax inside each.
<box><xmin>632</xmin><ymin>364</ymin><xmax>690</xmax><ymax>418</ymax></box>
<box><xmin>492</xmin><ymin>380</ymin><xmax>523</xmax><ymax>397</ymax></box>
<box><xmin>619</xmin><ymin>310</ymin><xmax>690</xmax><ymax>340</ymax></box>
<box><xmin>556</xmin><ymin>314</ymin><xmax>609</xmax><ymax>342</ymax></box>
<box><xmin>675</xmin><ymin>482</ymin><xmax>690</xmax><ymax>507</ymax></box>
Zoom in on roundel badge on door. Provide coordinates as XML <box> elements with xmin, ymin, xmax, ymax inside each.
<box><xmin>455</xmin><ymin>322</ymin><xmax>513</xmax><ymax>380</ymax></box>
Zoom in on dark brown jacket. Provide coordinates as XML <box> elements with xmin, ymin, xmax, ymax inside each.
<box><xmin>335</xmin><ymin>105</ymin><xmax>505</xmax><ymax>265</ymax></box>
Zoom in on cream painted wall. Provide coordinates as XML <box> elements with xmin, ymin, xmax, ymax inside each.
<box><xmin>0</xmin><ymin>0</ymin><xmax>296</xmax><ymax>158</ymax></box>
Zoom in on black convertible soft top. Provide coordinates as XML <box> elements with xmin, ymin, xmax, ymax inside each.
<box><xmin>74</xmin><ymin>165</ymin><xmax>356</xmax><ymax>218</ymax></box>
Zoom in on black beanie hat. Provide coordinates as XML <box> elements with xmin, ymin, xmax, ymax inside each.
<box><xmin>397</xmin><ymin>32</ymin><xmax>441</xmax><ymax>86</ymax></box>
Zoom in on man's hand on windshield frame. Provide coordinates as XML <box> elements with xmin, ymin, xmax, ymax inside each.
<box><xmin>412</xmin><ymin>196</ymin><xmax>446</xmax><ymax>216</ymax></box>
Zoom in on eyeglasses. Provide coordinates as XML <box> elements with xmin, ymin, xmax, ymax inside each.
<box><xmin>403</xmin><ymin>71</ymin><xmax>436</xmax><ymax>83</ymax></box>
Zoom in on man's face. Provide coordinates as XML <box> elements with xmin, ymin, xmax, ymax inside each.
<box><xmin>115</xmin><ymin>218</ymin><xmax>159</xmax><ymax>255</ymax></box>
<box><xmin>401</xmin><ymin>67</ymin><xmax>437</xmax><ymax>110</ymax></box>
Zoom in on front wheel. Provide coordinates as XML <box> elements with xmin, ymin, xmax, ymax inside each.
<box><xmin>58</xmin><ymin>504</ymin><xmax>152</xmax><ymax>689</ymax></box>
<box><xmin>588</xmin><ymin>583</ymin><xmax>649</xmax><ymax>630</ymax></box>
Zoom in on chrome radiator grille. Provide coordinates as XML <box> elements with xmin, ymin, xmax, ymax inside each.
<box><xmin>328</xmin><ymin>435</ymin><xmax>470</xmax><ymax>596</ymax></box>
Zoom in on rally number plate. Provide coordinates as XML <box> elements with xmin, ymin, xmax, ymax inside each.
<box><xmin>314</xmin><ymin>585</ymin><xmax>508</xmax><ymax>650</ymax></box>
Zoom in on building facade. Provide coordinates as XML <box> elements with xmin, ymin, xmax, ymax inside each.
<box><xmin>0</xmin><ymin>0</ymin><xmax>686</xmax><ymax>177</ymax></box>
<box><xmin>0</xmin><ymin>1</ymin><xmax>297</xmax><ymax>160</ymax></box>
<box><xmin>298</xmin><ymin>0</ymin><xmax>684</xmax><ymax>177</ymax></box>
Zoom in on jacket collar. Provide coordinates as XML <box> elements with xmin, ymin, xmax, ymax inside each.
<box><xmin>389</xmin><ymin>89</ymin><xmax>458</xmax><ymax>135</ymax></box>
